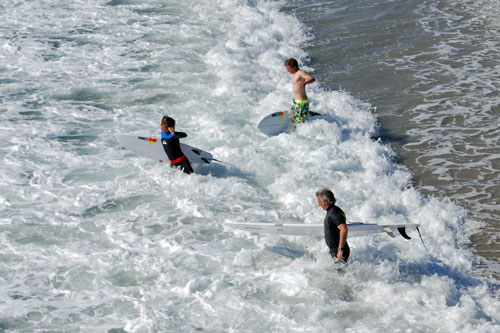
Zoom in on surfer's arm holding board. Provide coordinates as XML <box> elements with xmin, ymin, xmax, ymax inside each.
<box><xmin>337</xmin><ymin>223</ymin><xmax>348</xmax><ymax>262</ymax></box>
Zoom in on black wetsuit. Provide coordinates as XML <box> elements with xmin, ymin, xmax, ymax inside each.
<box><xmin>324</xmin><ymin>204</ymin><xmax>350</xmax><ymax>262</ymax></box>
<box><xmin>161</xmin><ymin>131</ymin><xmax>193</xmax><ymax>174</ymax></box>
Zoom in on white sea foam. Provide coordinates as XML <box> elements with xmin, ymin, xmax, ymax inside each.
<box><xmin>0</xmin><ymin>0</ymin><xmax>498</xmax><ymax>331</ymax></box>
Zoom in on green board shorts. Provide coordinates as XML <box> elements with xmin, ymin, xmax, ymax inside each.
<box><xmin>293</xmin><ymin>99</ymin><xmax>309</xmax><ymax>124</ymax></box>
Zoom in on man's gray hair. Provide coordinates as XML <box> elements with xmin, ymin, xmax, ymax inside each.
<box><xmin>315</xmin><ymin>188</ymin><xmax>336</xmax><ymax>205</ymax></box>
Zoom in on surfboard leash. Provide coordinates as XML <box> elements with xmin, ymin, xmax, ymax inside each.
<box><xmin>416</xmin><ymin>227</ymin><xmax>441</xmax><ymax>277</ymax></box>
<box><xmin>212</xmin><ymin>158</ymin><xmax>238</xmax><ymax>169</ymax></box>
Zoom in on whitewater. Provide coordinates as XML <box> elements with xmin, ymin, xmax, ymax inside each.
<box><xmin>0</xmin><ymin>0</ymin><xmax>498</xmax><ymax>331</ymax></box>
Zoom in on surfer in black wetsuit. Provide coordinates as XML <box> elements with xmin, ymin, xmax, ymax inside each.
<box><xmin>161</xmin><ymin>116</ymin><xmax>193</xmax><ymax>174</ymax></box>
<box><xmin>316</xmin><ymin>189</ymin><xmax>350</xmax><ymax>262</ymax></box>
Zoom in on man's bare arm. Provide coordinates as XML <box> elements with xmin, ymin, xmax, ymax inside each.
<box><xmin>337</xmin><ymin>224</ymin><xmax>348</xmax><ymax>262</ymax></box>
<box><xmin>299</xmin><ymin>70</ymin><xmax>316</xmax><ymax>87</ymax></box>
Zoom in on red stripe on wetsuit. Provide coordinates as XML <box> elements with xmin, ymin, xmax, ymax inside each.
<box><xmin>169</xmin><ymin>155</ymin><xmax>186</xmax><ymax>164</ymax></box>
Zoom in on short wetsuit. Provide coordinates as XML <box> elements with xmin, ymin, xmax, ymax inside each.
<box><xmin>161</xmin><ymin>131</ymin><xmax>193</xmax><ymax>174</ymax></box>
<box><xmin>324</xmin><ymin>205</ymin><xmax>350</xmax><ymax>262</ymax></box>
<box><xmin>293</xmin><ymin>99</ymin><xmax>309</xmax><ymax>124</ymax></box>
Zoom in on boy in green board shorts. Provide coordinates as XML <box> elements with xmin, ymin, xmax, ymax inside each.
<box><xmin>284</xmin><ymin>58</ymin><xmax>316</xmax><ymax>123</ymax></box>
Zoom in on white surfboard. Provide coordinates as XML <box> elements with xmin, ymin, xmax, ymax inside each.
<box><xmin>225</xmin><ymin>222</ymin><xmax>419</xmax><ymax>239</ymax></box>
<box><xmin>257</xmin><ymin>110</ymin><xmax>323</xmax><ymax>136</ymax></box>
<box><xmin>115</xmin><ymin>134</ymin><xmax>213</xmax><ymax>165</ymax></box>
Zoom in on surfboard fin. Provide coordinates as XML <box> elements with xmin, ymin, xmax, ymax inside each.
<box><xmin>397</xmin><ymin>227</ymin><xmax>411</xmax><ymax>240</ymax></box>
<box><xmin>383</xmin><ymin>227</ymin><xmax>396</xmax><ymax>238</ymax></box>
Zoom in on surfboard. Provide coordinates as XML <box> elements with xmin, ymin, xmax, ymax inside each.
<box><xmin>115</xmin><ymin>134</ymin><xmax>213</xmax><ymax>165</ymax></box>
<box><xmin>225</xmin><ymin>222</ymin><xmax>419</xmax><ymax>240</ymax></box>
<box><xmin>257</xmin><ymin>110</ymin><xmax>323</xmax><ymax>136</ymax></box>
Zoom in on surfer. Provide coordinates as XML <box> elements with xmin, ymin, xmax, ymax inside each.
<box><xmin>284</xmin><ymin>58</ymin><xmax>316</xmax><ymax>124</ymax></box>
<box><xmin>160</xmin><ymin>116</ymin><xmax>193</xmax><ymax>174</ymax></box>
<box><xmin>316</xmin><ymin>189</ymin><xmax>350</xmax><ymax>262</ymax></box>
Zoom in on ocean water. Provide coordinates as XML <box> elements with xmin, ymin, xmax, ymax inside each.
<box><xmin>0</xmin><ymin>0</ymin><xmax>498</xmax><ymax>332</ymax></box>
<box><xmin>290</xmin><ymin>0</ymin><xmax>500</xmax><ymax>276</ymax></box>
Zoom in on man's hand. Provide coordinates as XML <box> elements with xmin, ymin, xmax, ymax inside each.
<box><xmin>337</xmin><ymin>249</ymin><xmax>344</xmax><ymax>262</ymax></box>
